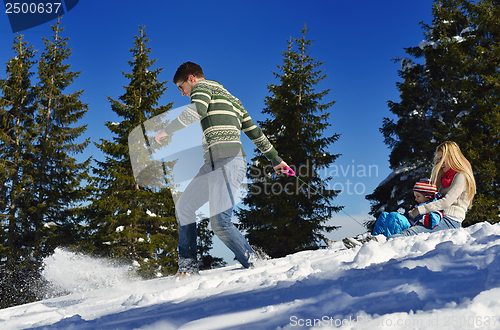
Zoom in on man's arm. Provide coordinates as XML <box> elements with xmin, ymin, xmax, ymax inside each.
<box><xmin>154</xmin><ymin>103</ymin><xmax>201</xmax><ymax>144</ymax></box>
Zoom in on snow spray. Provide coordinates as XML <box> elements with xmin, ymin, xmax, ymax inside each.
<box><xmin>42</xmin><ymin>248</ymin><xmax>139</xmax><ymax>294</ymax></box>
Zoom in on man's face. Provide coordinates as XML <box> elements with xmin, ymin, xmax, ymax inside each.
<box><xmin>176</xmin><ymin>75</ymin><xmax>194</xmax><ymax>96</ymax></box>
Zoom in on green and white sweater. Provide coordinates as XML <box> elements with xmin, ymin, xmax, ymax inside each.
<box><xmin>164</xmin><ymin>80</ymin><xmax>283</xmax><ymax>166</ymax></box>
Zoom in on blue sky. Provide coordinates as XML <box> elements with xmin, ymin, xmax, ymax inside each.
<box><xmin>1</xmin><ymin>0</ymin><xmax>436</xmax><ymax>263</ymax></box>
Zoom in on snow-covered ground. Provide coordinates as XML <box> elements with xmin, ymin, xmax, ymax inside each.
<box><xmin>2</xmin><ymin>222</ymin><xmax>500</xmax><ymax>330</ymax></box>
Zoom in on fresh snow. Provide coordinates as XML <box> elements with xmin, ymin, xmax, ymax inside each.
<box><xmin>2</xmin><ymin>222</ymin><xmax>500</xmax><ymax>329</ymax></box>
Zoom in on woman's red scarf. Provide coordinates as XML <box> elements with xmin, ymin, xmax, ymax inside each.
<box><xmin>441</xmin><ymin>168</ymin><xmax>457</xmax><ymax>188</ymax></box>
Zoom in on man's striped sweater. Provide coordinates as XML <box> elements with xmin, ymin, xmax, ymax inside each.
<box><xmin>164</xmin><ymin>79</ymin><xmax>283</xmax><ymax>166</ymax></box>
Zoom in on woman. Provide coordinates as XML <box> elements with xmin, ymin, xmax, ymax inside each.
<box><xmin>391</xmin><ymin>141</ymin><xmax>476</xmax><ymax>237</ymax></box>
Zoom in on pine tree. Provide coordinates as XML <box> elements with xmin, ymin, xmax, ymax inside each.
<box><xmin>85</xmin><ymin>26</ymin><xmax>178</xmax><ymax>278</ymax></box>
<box><xmin>0</xmin><ymin>34</ymin><xmax>40</xmax><ymax>309</ymax></box>
<box><xmin>367</xmin><ymin>0</ymin><xmax>470</xmax><ymax>226</ymax></box>
<box><xmin>31</xmin><ymin>18</ymin><xmax>91</xmax><ymax>259</ymax></box>
<box><xmin>236</xmin><ymin>25</ymin><xmax>341</xmax><ymax>258</ymax></box>
<box><xmin>367</xmin><ymin>0</ymin><xmax>500</xmax><ymax>227</ymax></box>
<box><xmin>450</xmin><ymin>0</ymin><xmax>500</xmax><ymax>225</ymax></box>
<box><xmin>0</xmin><ymin>18</ymin><xmax>91</xmax><ymax>307</ymax></box>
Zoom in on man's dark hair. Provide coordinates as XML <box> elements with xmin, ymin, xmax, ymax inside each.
<box><xmin>173</xmin><ymin>62</ymin><xmax>204</xmax><ymax>84</ymax></box>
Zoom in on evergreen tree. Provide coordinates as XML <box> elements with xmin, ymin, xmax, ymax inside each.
<box><xmin>365</xmin><ymin>0</ymin><xmax>468</xmax><ymax>226</ymax></box>
<box><xmin>451</xmin><ymin>0</ymin><xmax>500</xmax><ymax>225</ymax></box>
<box><xmin>85</xmin><ymin>26</ymin><xmax>178</xmax><ymax>278</ymax></box>
<box><xmin>0</xmin><ymin>18</ymin><xmax>91</xmax><ymax>307</ymax></box>
<box><xmin>367</xmin><ymin>0</ymin><xmax>500</xmax><ymax>227</ymax></box>
<box><xmin>31</xmin><ymin>18</ymin><xmax>91</xmax><ymax>259</ymax></box>
<box><xmin>236</xmin><ymin>25</ymin><xmax>341</xmax><ymax>258</ymax></box>
<box><xmin>0</xmin><ymin>34</ymin><xmax>40</xmax><ymax>309</ymax></box>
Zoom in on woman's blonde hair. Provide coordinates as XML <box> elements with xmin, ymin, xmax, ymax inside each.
<box><xmin>431</xmin><ymin>141</ymin><xmax>476</xmax><ymax>208</ymax></box>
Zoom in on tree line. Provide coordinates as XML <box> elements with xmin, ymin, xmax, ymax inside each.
<box><xmin>0</xmin><ymin>19</ymin><xmax>339</xmax><ymax>309</ymax></box>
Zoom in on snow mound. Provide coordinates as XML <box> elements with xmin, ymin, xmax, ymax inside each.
<box><xmin>1</xmin><ymin>222</ymin><xmax>500</xmax><ymax>330</ymax></box>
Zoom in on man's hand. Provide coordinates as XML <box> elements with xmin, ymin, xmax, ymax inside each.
<box><xmin>274</xmin><ymin>161</ymin><xmax>290</xmax><ymax>175</ymax></box>
<box><xmin>155</xmin><ymin>129</ymin><xmax>168</xmax><ymax>144</ymax></box>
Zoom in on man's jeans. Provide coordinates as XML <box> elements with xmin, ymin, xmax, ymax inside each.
<box><xmin>390</xmin><ymin>215</ymin><xmax>462</xmax><ymax>238</ymax></box>
<box><xmin>176</xmin><ymin>156</ymin><xmax>257</xmax><ymax>271</ymax></box>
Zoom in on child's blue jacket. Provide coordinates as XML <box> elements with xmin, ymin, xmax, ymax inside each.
<box><xmin>373</xmin><ymin>195</ymin><xmax>443</xmax><ymax>237</ymax></box>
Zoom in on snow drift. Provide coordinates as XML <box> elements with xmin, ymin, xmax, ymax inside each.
<box><xmin>1</xmin><ymin>222</ymin><xmax>500</xmax><ymax>329</ymax></box>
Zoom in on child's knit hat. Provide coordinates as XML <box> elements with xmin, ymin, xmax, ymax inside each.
<box><xmin>413</xmin><ymin>179</ymin><xmax>437</xmax><ymax>199</ymax></box>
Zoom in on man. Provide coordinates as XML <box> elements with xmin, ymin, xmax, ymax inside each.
<box><xmin>155</xmin><ymin>62</ymin><xmax>289</xmax><ymax>276</ymax></box>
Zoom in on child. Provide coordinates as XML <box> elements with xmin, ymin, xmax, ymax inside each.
<box><xmin>372</xmin><ymin>179</ymin><xmax>443</xmax><ymax>237</ymax></box>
